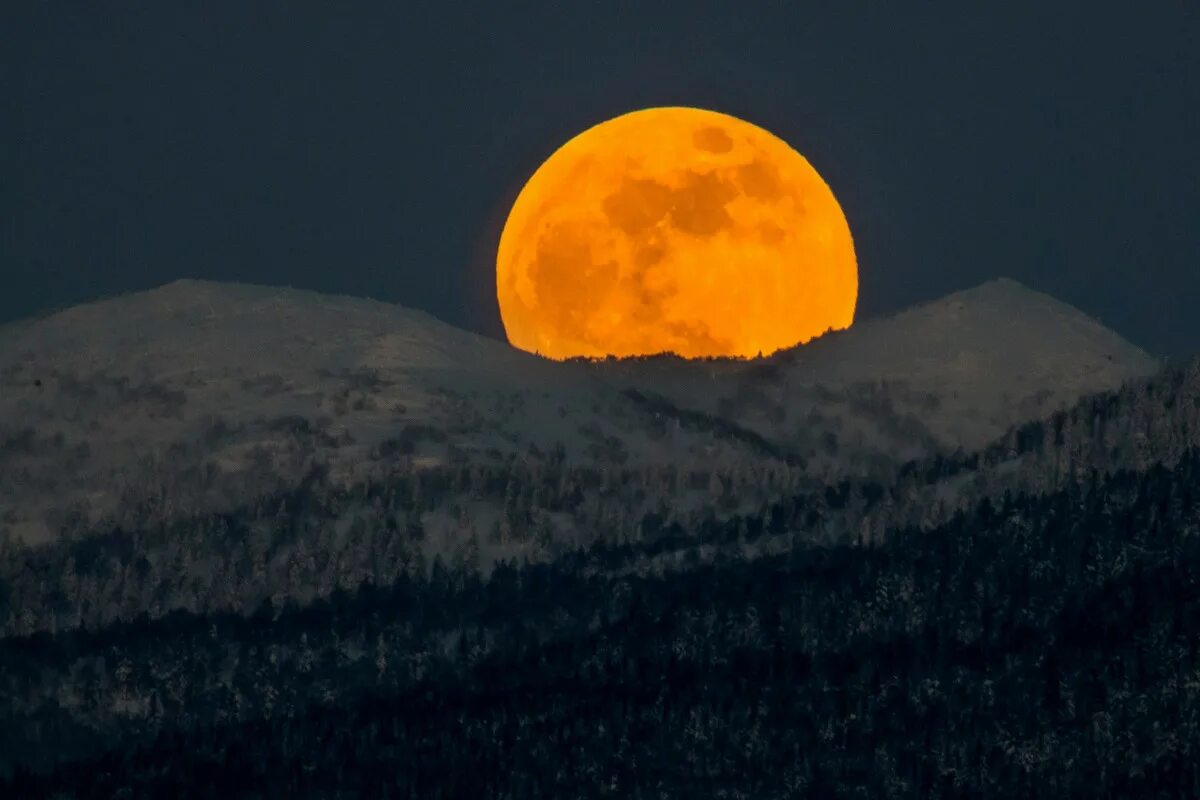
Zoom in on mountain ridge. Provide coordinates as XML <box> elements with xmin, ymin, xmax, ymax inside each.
<box><xmin>0</xmin><ymin>277</ymin><xmax>1158</xmax><ymax>545</ymax></box>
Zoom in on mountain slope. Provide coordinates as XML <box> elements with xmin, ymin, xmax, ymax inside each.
<box><xmin>0</xmin><ymin>281</ymin><xmax>758</xmax><ymax>543</ymax></box>
<box><xmin>6</xmin><ymin>449</ymin><xmax>1200</xmax><ymax>794</ymax></box>
<box><xmin>0</xmin><ymin>278</ymin><xmax>1156</xmax><ymax>544</ymax></box>
<box><xmin>597</xmin><ymin>278</ymin><xmax>1159</xmax><ymax>470</ymax></box>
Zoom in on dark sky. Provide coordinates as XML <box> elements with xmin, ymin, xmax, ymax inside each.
<box><xmin>5</xmin><ymin>3</ymin><xmax>1198</xmax><ymax>355</ymax></box>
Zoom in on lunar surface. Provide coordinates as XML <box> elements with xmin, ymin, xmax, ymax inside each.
<box><xmin>496</xmin><ymin>106</ymin><xmax>858</xmax><ymax>359</ymax></box>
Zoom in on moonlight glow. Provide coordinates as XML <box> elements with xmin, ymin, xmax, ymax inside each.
<box><xmin>496</xmin><ymin>106</ymin><xmax>858</xmax><ymax>360</ymax></box>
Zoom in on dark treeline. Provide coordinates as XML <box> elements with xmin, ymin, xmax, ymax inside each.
<box><xmin>4</xmin><ymin>451</ymin><xmax>1200</xmax><ymax>797</ymax></box>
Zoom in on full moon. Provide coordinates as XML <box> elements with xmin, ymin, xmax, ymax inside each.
<box><xmin>496</xmin><ymin>107</ymin><xmax>857</xmax><ymax>360</ymax></box>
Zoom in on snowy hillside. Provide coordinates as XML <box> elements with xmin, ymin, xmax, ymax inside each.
<box><xmin>602</xmin><ymin>279</ymin><xmax>1159</xmax><ymax>471</ymax></box>
<box><xmin>0</xmin><ymin>281</ymin><xmax>757</xmax><ymax>543</ymax></box>
<box><xmin>0</xmin><ymin>278</ymin><xmax>1157</xmax><ymax>544</ymax></box>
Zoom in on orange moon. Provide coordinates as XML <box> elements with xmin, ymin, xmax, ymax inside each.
<box><xmin>496</xmin><ymin>107</ymin><xmax>857</xmax><ymax>360</ymax></box>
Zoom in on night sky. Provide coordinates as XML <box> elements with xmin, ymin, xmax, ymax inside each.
<box><xmin>5</xmin><ymin>3</ymin><xmax>1198</xmax><ymax>355</ymax></box>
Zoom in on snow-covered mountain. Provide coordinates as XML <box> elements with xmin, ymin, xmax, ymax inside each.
<box><xmin>591</xmin><ymin>278</ymin><xmax>1159</xmax><ymax>469</ymax></box>
<box><xmin>0</xmin><ymin>278</ymin><xmax>1157</xmax><ymax>544</ymax></box>
<box><xmin>0</xmin><ymin>280</ymin><xmax>743</xmax><ymax>544</ymax></box>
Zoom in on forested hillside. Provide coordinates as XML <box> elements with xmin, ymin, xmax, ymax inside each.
<box><xmin>4</xmin><ymin>447</ymin><xmax>1200</xmax><ymax>797</ymax></box>
<box><xmin>0</xmin><ymin>283</ymin><xmax>1190</xmax><ymax>797</ymax></box>
<box><xmin>881</xmin><ymin>357</ymin><xmax>1200</xmax><ymax>532</ymax></box>
<box><xmin>4</xmin><ymin>359</ymin><xmax>1196</xmax><ymax>639</ymax></box>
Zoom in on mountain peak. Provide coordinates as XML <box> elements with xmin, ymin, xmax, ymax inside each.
<box><xmin>761</xmin><ymin>277</ymin><xmax>1160</xmax><ymax>447</ymax></box>
<box><xmin>915</xmin><ymin>277</ymin><xmax>1076</xmax><ymax>315</ymax></box>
